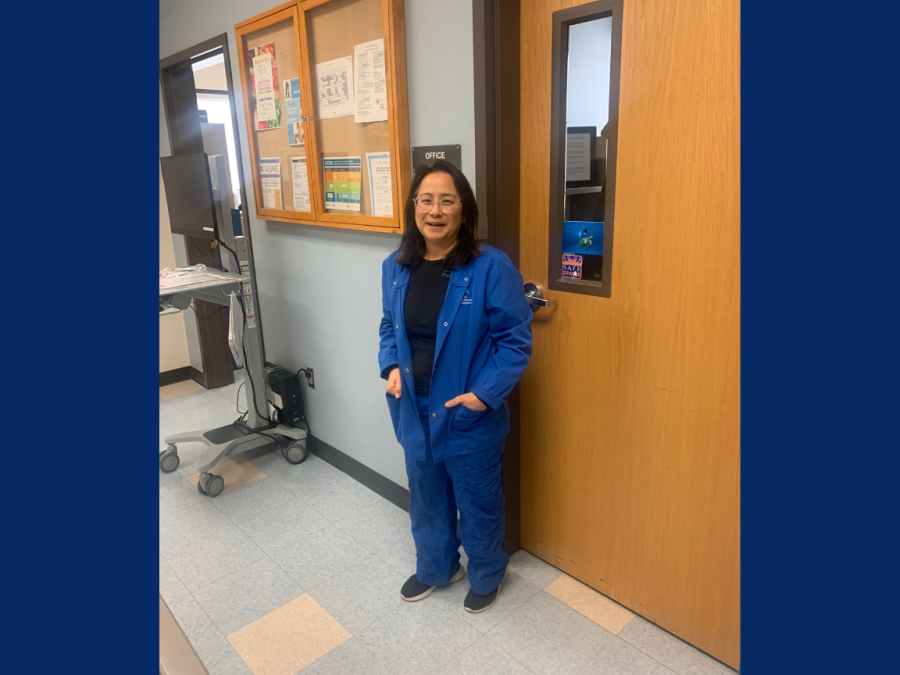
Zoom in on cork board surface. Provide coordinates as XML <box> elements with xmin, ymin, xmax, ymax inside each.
<box><xmin>308</xmin><ymin>0</ymin><xmax>390</xmax><ymax>217</ymax></box>
<box><xmin>245</xmin><ymin>17</ymin><xmax>312</xmax><ymax>214</ymax></box>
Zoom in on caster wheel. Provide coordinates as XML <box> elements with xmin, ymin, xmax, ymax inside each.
<box><xmin>159</xmin><ymin>449</ymin><xmax>180</xmax><ymax>473</ymax></box>
<box><xmin>198</xmin><ymin>472</ymin><xmax>225</xmax><ymax>498</ymax></box>
<box><xmin>282</xmin><ymin>440</ymin><xmax>309</xmax><ymax>465</ymax></box>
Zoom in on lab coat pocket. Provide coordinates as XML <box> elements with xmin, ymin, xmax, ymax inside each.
<box><xmin>452</xmin><ymin>404</ymin><xmax>489</xmax><ymax>431</ymax></box>
<box><xmin>385</xmin><ymin>393</ymin><xmax>403</xmax><ymax>443</ymax></box>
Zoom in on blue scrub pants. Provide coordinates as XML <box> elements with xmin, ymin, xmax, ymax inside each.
<box><xmin>404</xmin><ymin>393</ymin><xmax>509</xmax><ymax>595</ymax></box>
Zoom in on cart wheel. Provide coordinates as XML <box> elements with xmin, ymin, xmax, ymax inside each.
<box><xmin>199</xmin><ymin>472</ymin><xmax>225</xmax><ymax>498</ymax></box>
<box><xmin>282</xmin><ymin>440</ymin><xmax>309</xmax><ymax>465</ymax></box>
<box><xmin>159</xmin><ymin>449</ymin><xmax>180</xmax><ymax>473</ymax></box>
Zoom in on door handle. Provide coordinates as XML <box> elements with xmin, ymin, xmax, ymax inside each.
<box><xmin>524</xmin><ymin>282</ymin><xmax>556</xmax><ymax>309</ymax></box>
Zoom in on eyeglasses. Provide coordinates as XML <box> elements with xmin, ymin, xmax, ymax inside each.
<box><xmin>414</xmin><ymin>196</ymin><xmax>462</xmax><ymax>213</ymax></box>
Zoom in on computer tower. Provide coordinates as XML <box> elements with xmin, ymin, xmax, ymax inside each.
<box><xmin>267</xmin><ymin>368</ymin><xmax>306</xmax><ymax>428</ymax></box>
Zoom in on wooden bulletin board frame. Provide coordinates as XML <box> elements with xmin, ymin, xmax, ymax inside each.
<box><xmin>235</xmin><ymin>0</ymin><xmax>411</xmax><ymax>236</ymax></box>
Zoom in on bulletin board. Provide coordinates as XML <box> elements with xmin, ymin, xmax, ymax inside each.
<box><xmin>243</xmin><ymin>17</ymin><xmax>313</xmax><ymax>215</ymax></box>
<box><xmin>307</xmin><ymin>0</ymin><xmax>392</xmax><ymax>218</ymax></box>
<box><xmin>235</xmin><ymin>0</ymin><xmax>410</xmax><ymax>235</ymax></box>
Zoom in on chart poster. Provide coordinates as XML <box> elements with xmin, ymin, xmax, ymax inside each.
<box><xmin>354</xmin><ymin>39</ymin><xmax>388</xmax><ymax>123</ymax></box>
<box><xmin>247</xmin><ymin>42</ymin><xmax>282</xmax><ymax>130</ymax></box>
<box><xmin>315</xmin><ymin>57</ymin><xmax>354</xmax><ymax>119</ymax></box>
<box><xmin>259</xmin><ymin>158</ymin><xmax>283</xmax><ymax>209</ymax></box>
<box><xmin>323</xmin><ymin>157</ymin><xmax>362</xmax><ymax>212</ymax></box>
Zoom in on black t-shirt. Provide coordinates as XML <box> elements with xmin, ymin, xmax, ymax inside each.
<box><xmin>403</xmin><ymin>259</ymin><xmax>451</xmax><ymax>393</ymax></box>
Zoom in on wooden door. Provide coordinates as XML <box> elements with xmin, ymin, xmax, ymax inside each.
<box><xmin>517</xmin><ymin>0</ymin><xmax>740</xmax><ymax>667</ymax></box>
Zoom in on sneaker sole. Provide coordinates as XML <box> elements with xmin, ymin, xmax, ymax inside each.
<box><xmin>401</xmin><ymin>566</ymin><xmax>466</xmax><ymax>602</ymax></box>
<box><xmin>464</xmin><ymin>566</ymin><xmax>508</xmax><ymax>614</ymax></box>
<box><xmin>401</xmin><ymin>586</ymin><xmax>436</xmax><ymax>602</ymax></box>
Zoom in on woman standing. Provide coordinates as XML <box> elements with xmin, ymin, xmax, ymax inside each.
<box><xmin>379</xmin><ymin>161</ymin><xmax>533</xmax><ymax>613</ymax></box>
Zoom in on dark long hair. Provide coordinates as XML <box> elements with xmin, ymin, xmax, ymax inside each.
<box><xmin>394</xmin><ymin>160</ymin><xmax>480</xmax><ymax>270</ymax></box>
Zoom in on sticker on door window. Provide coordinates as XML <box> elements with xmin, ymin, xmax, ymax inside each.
<box><xmin>562</xmin><ymin>254</ymin><xmax>583</xmax><ymax>279</ymax></box>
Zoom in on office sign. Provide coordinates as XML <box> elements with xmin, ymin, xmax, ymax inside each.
<box><xmin>411</xmin><ymin>145</ymin><xmax>462</xmax><ymax>172</ymax></box>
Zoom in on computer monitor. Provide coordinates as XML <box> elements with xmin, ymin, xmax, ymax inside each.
<box><xmin>160</xmin><ymin>153</ymin><xmax>218</xmax><ymax>240</ymax></box>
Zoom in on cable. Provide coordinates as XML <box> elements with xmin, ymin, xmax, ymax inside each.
<box><xmin>295</xmin><ymin>368</ymin><xmax>314</xmax><ymax>440</ymax></box>
<box><xmin>216</xmin><ymin>237</ymin><xmax>239</xmax><ymax>270</ymax></box>
<box><xmin>234</xmin><ymin>380</ymin><xmax>247</xmax><ymax>414</ymax></box>
<box><xmin>189</xmin><ymin>237</ymin><xmax>218</xmax><ymax>266</ymax></box>
<box><xmin>232</xmin><ymin>418</ymin><xmax>283</xmax><ymax>447</ymax></box>
<box><xmin>235</xmin><ymin>279</ymin><xmax>272</xmax><ymax>424</ymax></box>
<box><xmin>183</xmin><ymin>302</ymin><xmax>228</xmax><ymax>320</ymax></box>
<box><xmin>188</xmin><ymin>231</ymin><xmax>237</xmax><ymax>272</ymax></box>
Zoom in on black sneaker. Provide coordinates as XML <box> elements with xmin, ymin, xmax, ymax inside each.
<box><xmin>464</xmin><ymin>567</ymin><xmax>508</xmax><ymax>613</ymax></box>
<box><xmin>400</xmin><ymin>565</ymin><xmax>466</xmax><ymax>602</ymax></box>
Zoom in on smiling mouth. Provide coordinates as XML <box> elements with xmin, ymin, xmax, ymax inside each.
<box><xmin>425</xmin><ymin>221</ymin><xmax>446</xmax><ymax>229</ymax></box>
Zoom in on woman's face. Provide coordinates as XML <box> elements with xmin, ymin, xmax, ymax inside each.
<box><xmin>414</xmin><ymin>172</ymin><xmax>464</xmax><ymax>253</ymax></box>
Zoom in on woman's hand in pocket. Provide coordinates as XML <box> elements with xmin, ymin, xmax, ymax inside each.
<box><xmin>386</xmin><ymin>368</ymin><xmax>402</xmax><ymax>399</ymax></box>
<box><xmin>445</xmin><ymin>393</ymin><xmax>487</xmax><ymax>411</ymax></box>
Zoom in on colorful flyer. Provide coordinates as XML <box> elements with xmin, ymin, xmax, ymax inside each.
<box><xmin>283</xmin><ymin>77</ymin><xmax>301</xmax><ymax>101</ymax></box>
<box><xmin>323</xmin><ymin>157</ymin><xmax>362</xmax><ymax>212</ymax></box>
<box><xmin>562</xmin><ymin>221</ymin><xmax>604</xmax><ymax>256</ymax></box>
<box><xmin>247</xmin><ymin>42</ymin><xmax>282</xmax><ymax>130</ymax></box>
<box><xmin>259</xmin><ymin>158</ymin><xmax>283</xmax><ymax>209</ymax></box>
<box><xmin>284</xmin><ymin>78</ymin><xmax>304</xmax><ymax>146</ymax></box>
<box><xmin>562</xmin><ymin>254</ymin><xmax>583</xmax><ymax>279</ymax></box>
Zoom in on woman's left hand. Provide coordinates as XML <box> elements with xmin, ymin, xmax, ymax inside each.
<box><xmin>445</xmin><ymin>393</ymin><xmax>488</xmax><ymax>411</ymax></box>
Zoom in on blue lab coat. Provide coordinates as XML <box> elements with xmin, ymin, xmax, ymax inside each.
<box><xmin>379</xmin><ymin>245</ymin><xmax>533</xmax><ymax>463</ymax></box>
<box><xmin>379</xmin><ymin>245</ymin><xmax>533</xmax><ymax>594</ymax></box>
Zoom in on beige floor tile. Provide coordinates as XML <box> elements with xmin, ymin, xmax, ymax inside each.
<box><xmin>227</xmin><ymin>594</ymin><xmax>351</xmax><ymax>675</ymax></box>
<box><xmin>187</xmin><ymin>458</ymin><xmax>266</xmax><ymax>497</ymax></box>
<box><xmin>161</xmin><ymin>380</ymin><xmax>204</xmax><ymax>399</ymax></box>
<box><xmin>544</xmin><ymin>574</ymin><xmax>636</xmax><ymax>635</ymax></box>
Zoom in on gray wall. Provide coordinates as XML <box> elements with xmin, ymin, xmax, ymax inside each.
<box><xmin>160</xmin><ymin>0</ymin><xmax>476</xmax><ymax>488</ymax></box>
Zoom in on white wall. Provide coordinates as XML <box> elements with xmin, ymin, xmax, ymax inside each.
<box><xmin>566</xmin><ymin>16</ymin><xmax>612</xmax><ymax>132</ymax></box>
<box><xmin>194</xmin><ymin>56</ymin><xmax>228</xmax><ymax>90</ymax></box>
<box><xmin>160</xmin><ymin>0</ymin><xmax>477</xmax><ymax>488</ymax></box>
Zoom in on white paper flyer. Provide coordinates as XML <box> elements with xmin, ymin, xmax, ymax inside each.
<box><xmin>366</xmin><ymin>152</ymin><xmax>393</xmax><ymax>217</ymax></box>
<box><xmin>259</xmin><ymin>158</ymin><xmax>283</xmax><ymax>209</ymax></box>
<box><xmin>315</xmin><ymin>57</ymin><xmax>355</xmax><ymax>119</ymax></box>
<box><xmin>354</xmin><ymin>39</ymin><xmax>388</xmax><ymax>123</ymax></box>
<box><xmin>291</xmin><ymin>157</ymin><xmax>311</xmax><ymax>212</ymax></box>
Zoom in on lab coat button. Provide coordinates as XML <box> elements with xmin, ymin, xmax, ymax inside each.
<box><xmin>432</xmin><ymin>413</ymin><xmax>437</xmax><ymax>418</ymax></box>
<box><xmin>405</xmin><ymin>368</ymin><xmax>410</xmax><ymax>373</ymax></box>
<box><xmin>396</xmin><ymin>325</ymin><xmax>399</xmax><ymax>329</ymax></box>
<box><xmin>464</xmin><ymin>277</ymin><xmax>468</xmax><ymax>281</ymax></box>
<box><xmin>443</xmin><ymin>322</ymin><xmax>448</xmax><ymax>327</ymax></box>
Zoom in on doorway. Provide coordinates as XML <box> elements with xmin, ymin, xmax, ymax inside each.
<box><xmin>476</xmin><ymin>0</ymin><xmax>740</xmax><ymax>668</ymax></box>
<box><xmin>160</xmin><ymin>35</ymin><xmax>251</xmax><ymax>390</ymax></box>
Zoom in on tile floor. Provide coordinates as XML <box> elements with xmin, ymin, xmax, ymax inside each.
<box><xmin>159</xmin><ymin>372</ymin><xmax>737</xmax><ymax>675</ymax></box>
